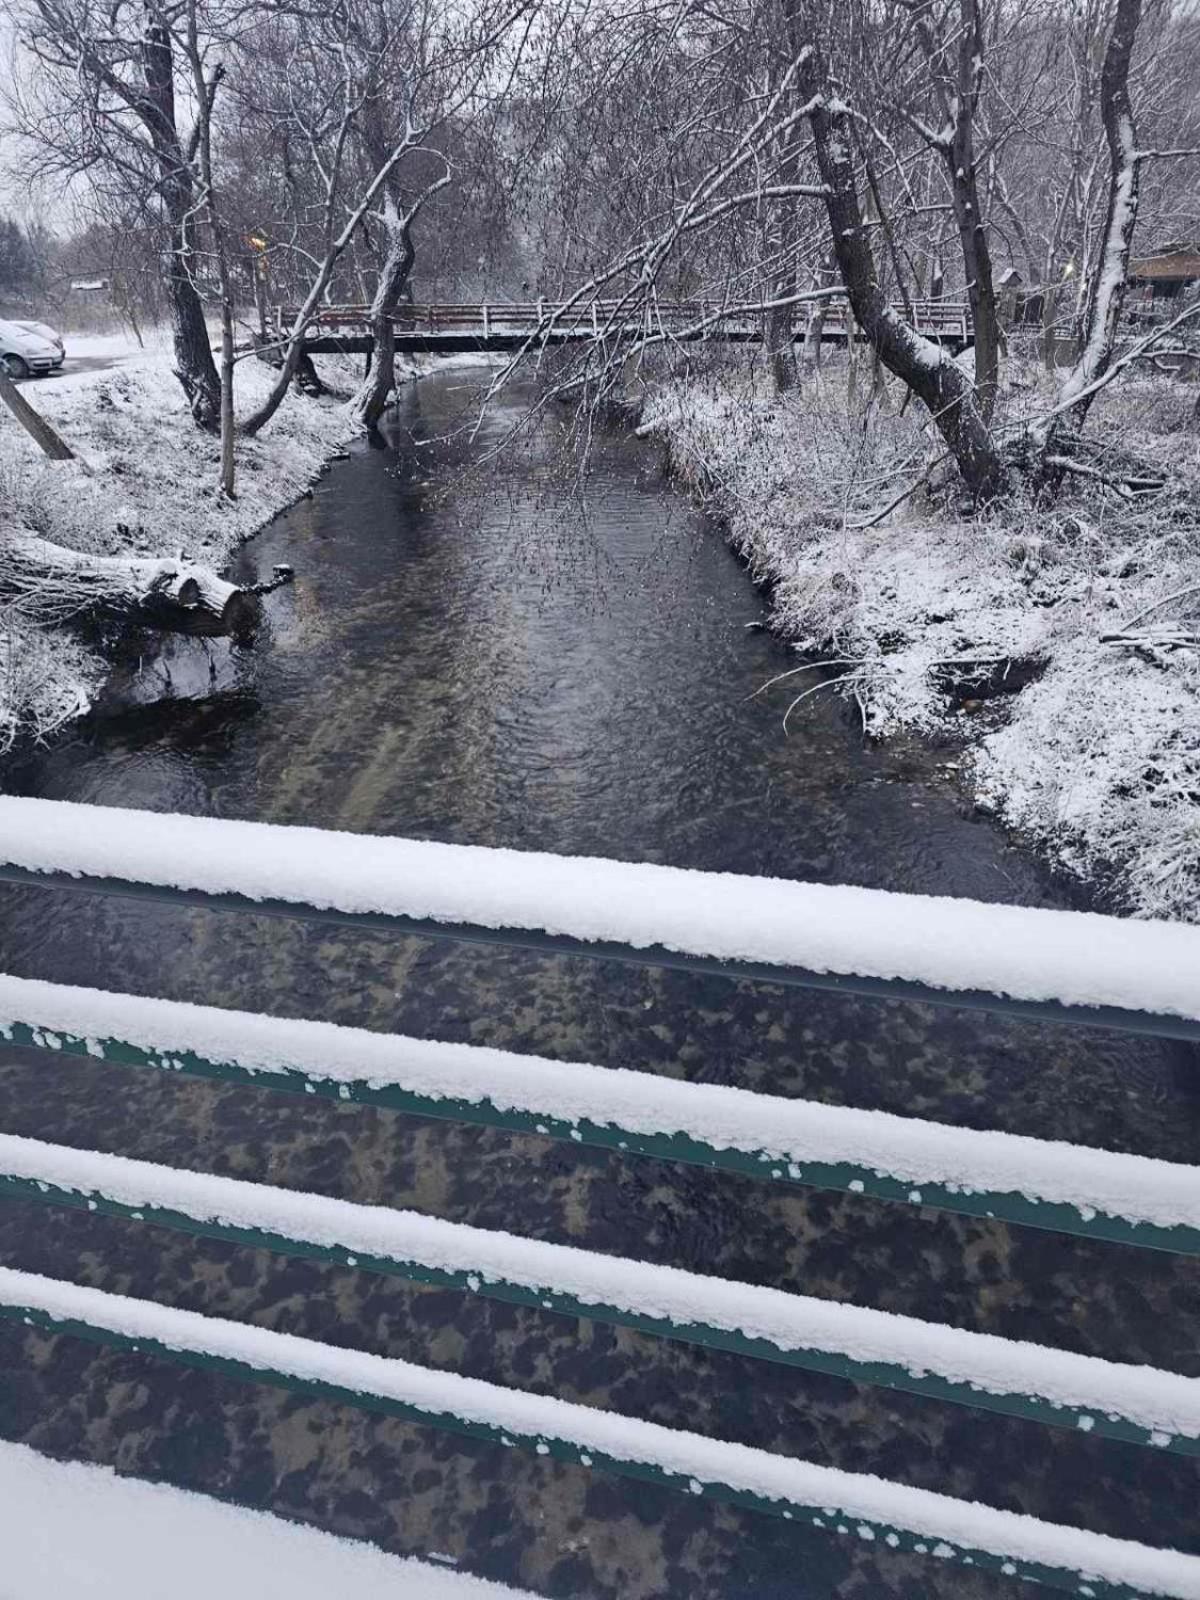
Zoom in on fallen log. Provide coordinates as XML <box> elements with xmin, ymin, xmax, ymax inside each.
<box><xmin>2</xmin><ymin>531</ymin><xmax>261</xmax><ymax>638</ymax></box>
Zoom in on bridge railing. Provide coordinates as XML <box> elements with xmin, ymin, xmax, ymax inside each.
<box><xmin>0</xmin><ymin>797</ymin><xmax>1195</xmax><ymax>1600</ymax></box>
<box><xmin>277</xmin><ymin>295</ymin><xmax>973</xmax><ymax>344</ymax></box>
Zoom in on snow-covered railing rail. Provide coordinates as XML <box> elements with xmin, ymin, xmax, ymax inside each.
<box><xmin>2</xmin><ymin>974</ymin><xmax>1198</xmax><ymax>1256</ymax></box>
<box><xmin>1</xmin><ymin>1129</ymin><xmax>1197</xmax><ymax>1457</ymax></box>
<box><xmin>0</xmin><ymin>797</ymin><xmax>1197</xmax><ymax>1040</ymax></box>
<box><xmin>1</xmin><ymin>1266</ymin><xmax>1198</xmax><ymax>1600</ymax></box>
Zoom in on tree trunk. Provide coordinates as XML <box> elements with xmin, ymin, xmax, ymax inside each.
<box><xmin>793</xmin><ymin>31</ymin><xmax>1006</xmax><ymax>501</ymax></box>
<box><xmin>2</xmin><ymin>532</ymin><xmax>260</xmax><ymax>637</ymax></box>
<box><xmin>766</xmin><ymin>301</ymin><xmax>799</xmax><ymax>392</ymax></box>
<box><xmin>348</xmin><ymin>194</ymin><xmax>416</xmax><ymax>430</ymax></box>
<box><xmin>0</xmin><ymin>372</ymin><xmax>75</xmax><ymax>460</ymax></box>
<box><xmin>138</xmin><ymin>13</ymin><xmax>221</xmax><ymax>429</ymax></box>
<box><xmin>1054</xmin><ymin>0</ymin><xmax>1143</xmax><ymax>435</ymax></box>
<box><xmin>219</xmin><ymin>301</ymin><xmax>236</xmax><ymax>498</ymax></box>
<box><xmin>801</xmin><ymin>257</ymin><xmax>834</xmax><ymax>373</ymax></box>
<box><xmin>944</xmin><ymin>0</ymin><xmax>1001</xmax><ymax>418</ymax></box>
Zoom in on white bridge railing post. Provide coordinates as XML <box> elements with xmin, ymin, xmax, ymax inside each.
<box><xmin>482</xmin><ymin>303</ymin><xmax>490</xmax><ymax>341</ymax></box>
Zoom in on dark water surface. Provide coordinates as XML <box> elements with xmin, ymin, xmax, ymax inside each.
<box><xmin>0</xmin><ymin>371</ymin><xmax>1196</xmax><ymax>1598</ymax></box>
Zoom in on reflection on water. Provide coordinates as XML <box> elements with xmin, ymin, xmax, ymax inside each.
<box><xmin>0</xmin><ymin>372</ymin><xmax>1196</xmax><ymax>1598</ymax></box>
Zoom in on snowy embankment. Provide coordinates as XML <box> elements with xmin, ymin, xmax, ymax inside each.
<box><xmin>0</xmin><ymin>1439</ymin><xmax>533</xmax><ymax>1599</ymax></box>
<box><xmin>0</xmin><ymin>332</ymin><xmax>354</xmax><ymax>750</ymax></box>
<box><xmin>637</xmin><ymin>359</ymin><xmax>1200</xmax><ymax>921</ymax></box>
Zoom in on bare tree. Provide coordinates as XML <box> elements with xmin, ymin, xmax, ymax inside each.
<box><xmin>224</xmin><ymin>0</ymin><xmax>526</xmax><ymax>437</ymax></box>
<box><xmin>10</xmin><ymin>0</ymin><xmax>222</xmax><ymax>424</ymax></box>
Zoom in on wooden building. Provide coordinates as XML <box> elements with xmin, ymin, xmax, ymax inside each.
<box><xmin>1128</xmin><ymin>243</ymin><xmax>1200</xmax><ymax>306</ymax></box>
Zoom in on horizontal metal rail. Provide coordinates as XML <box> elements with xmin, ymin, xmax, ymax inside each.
<box><xmin>0</xmin><ymin>800</ymin><xmax>1197</xmax><ymax>1041</ymax></box>
<box><xmin>1</xmin><ymin>1132</ymin><xmax>1194</xmax><ymax>1455</ymax></box>
<box><xmin>0</xmin><ymin>1267</ymin><xmax>1194</xmax><ymax>1600</ymax></box>
<box><xmin>2</xmin><ymin>978</ymin><xmax>1197</xmax><ymax>1255</ymax></box>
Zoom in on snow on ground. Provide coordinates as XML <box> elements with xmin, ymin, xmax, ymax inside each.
<box><xmin>0</xmin><ymin>331</ymin><xmax>355</xmax><ymax>750</ymax></box>
<box><xmin>0</xmin><ymin>1439</ymin><xmax>535</xmax><ymax>1598</ymax></box>
<box><xmin>637</xmin><ymin>354</ymin><xmax>1200</xmax><ymax>920</ymax></box>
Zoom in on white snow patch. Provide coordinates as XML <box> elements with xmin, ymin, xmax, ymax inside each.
<box><xmin>0</xmin><ymin>1438</ymin><xmax>533</xmax><ymax>1597</ymax></box>
<box><xmin>0</xmin><ymin>335</ymin><xmax>353</xmax><ymax>749</ymax></box>
<box><xmin>637</xmin><ymin>359</ymin><xmax>1200</xmax><ymax>920</ymax></box>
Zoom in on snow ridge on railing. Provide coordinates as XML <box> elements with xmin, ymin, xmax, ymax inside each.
<box><xmin>0</xmin><ymin>797</ymin><xmax>1198</xmax><ymax>1034</ymax></box>
<box><xmin>3</xmin><ymin>973</ymin><xmax>1198</xmax><ymax>1254</ymax></box>
<box><xmin>2</xmin><ymin>798</ymin><xmax>1198</xmax><ymax>1598</ymax></box>
<box><xmin>1</xmin><ymin>1129</ymin><xmax>1196</xmax><ymax>1455</ymax></box>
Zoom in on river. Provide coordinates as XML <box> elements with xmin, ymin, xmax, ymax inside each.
<box><xmin>0</xmin><ymin>368</ymin><xmax>1195</xmax><ymax>1598</ymax></box>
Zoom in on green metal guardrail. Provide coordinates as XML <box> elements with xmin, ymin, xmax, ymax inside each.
<box><xmin>0</xmin><ymin>802</ymin><xmax>1197</xmax><ymax>1600</ymax></box>
<box><xmin>3</xmin><ymin>1005</ymin><xmax>1196</xmax><ymax>1257</ymax></box>
<box><xmin>3</xmin><ymin>1258</ymin><xmax>1197</xmax><ymax>1600</ymax></box>
<box><xmin>1</xmin><ymin>1132</ymin><xmax>1194</xmax><ymax>1458</ymax></box>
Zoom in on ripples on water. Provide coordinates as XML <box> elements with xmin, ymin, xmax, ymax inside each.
<box><xmin>0</xmin><ymin>371</ymin><xmax>1196</xmax><ymax>1598</ymax></box>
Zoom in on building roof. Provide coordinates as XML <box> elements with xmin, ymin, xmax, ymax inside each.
<box><xmin>1129</xmin><ymin>248</ymin><xmax>1200</xmax><ymax>281</ymax></box>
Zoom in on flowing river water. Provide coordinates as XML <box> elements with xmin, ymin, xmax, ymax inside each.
<box><xmin>0</xmin><ymin>368</ymin><xmax>1196</xmax><ymax>1598</ymax></box>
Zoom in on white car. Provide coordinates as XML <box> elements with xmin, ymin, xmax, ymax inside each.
<box><xmin>0</xmin><ymin>318</ymin><xmax>65</xmax><ymax>379</ymax></box>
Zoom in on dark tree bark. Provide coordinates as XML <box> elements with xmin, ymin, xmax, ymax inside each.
<box><xmin>792</xmin><ymin>27</ymin><xmax>1007</xmax><ymax>501</ymax></box>
<box><xmin>914</xmin><ymin>0</ymin><xmax>1001</xmax><ymax>418</ymax></box>
<box><xmin>21</xmin><ymin>0</ymin><xmax>221</xmax><ymax>426</ymax></box>
<box><xmin>138</xmin><ymin>10</ymin><xmax>221</xmax><ymax>428</ymax></box>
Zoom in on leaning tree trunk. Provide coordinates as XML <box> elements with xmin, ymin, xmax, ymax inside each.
<box><xmin>0</xmin><ymin>372</ymin><xmax>74</xmax><ymax>460</ymax></box>
<box><xmin>793</xmin><ymin>30</ymin><xmax>1006</xmax><ymax>501</ymax></box>
<box><xmin>348</xmin><ymin>193</ymin><xmax>416</xmax><ymax>430</ymax></box>
<box><xmin>138</xmin><ymin>13</ymin><xmax>221</xmax><ymax>428</ymax></box>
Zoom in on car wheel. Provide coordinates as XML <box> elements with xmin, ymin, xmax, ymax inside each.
<box><xmin>1</xmin><ymin>354</ymin><xmax>30</xmax><ymax>380</ymax></box>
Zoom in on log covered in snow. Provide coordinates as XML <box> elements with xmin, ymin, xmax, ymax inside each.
<box><xmin>1</xmin><ymin>531</ymin><xmax>261</xmax><ymax>637</ymax></box>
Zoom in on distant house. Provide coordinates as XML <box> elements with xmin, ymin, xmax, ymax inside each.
<box><xmin>995</xmin><ymin>266</ymin><xmax>1045</xmax><ymax>329</ymax></box>
<box><xmin>1128</xmin><ymin>243</ymin><xmax>1200</xmax><ymax>302</ymax></box>
<box><xmin>69</xmin><ymin>277</ymin><xmax>110</xmax><ymax>293</ymax></box>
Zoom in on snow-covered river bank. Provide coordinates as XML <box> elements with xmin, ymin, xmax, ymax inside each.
<box><xmin>0</xmin><ymin>368</ymin><xmax>1196</xmax><ymax>1599</ymax></box>
<box><xmin>0</xmin><ymin>333</ymin><xmax>354</xmax><ymax>748</ymax></box>
<box><xmin>637</xmin><ymin>360</ymin><xmax>1200</xmax><ymax>924</ymax></box>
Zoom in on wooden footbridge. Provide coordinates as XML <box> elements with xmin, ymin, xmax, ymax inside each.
<box><xmin>278</xmin><ymin>296</ymin><xmax>973</xmax><ymax>356</ymax></box>
<box><xmin>0</xmin><ymin>796</ymin><xmax>1199</xmax><ymax>1599</ymax></box>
